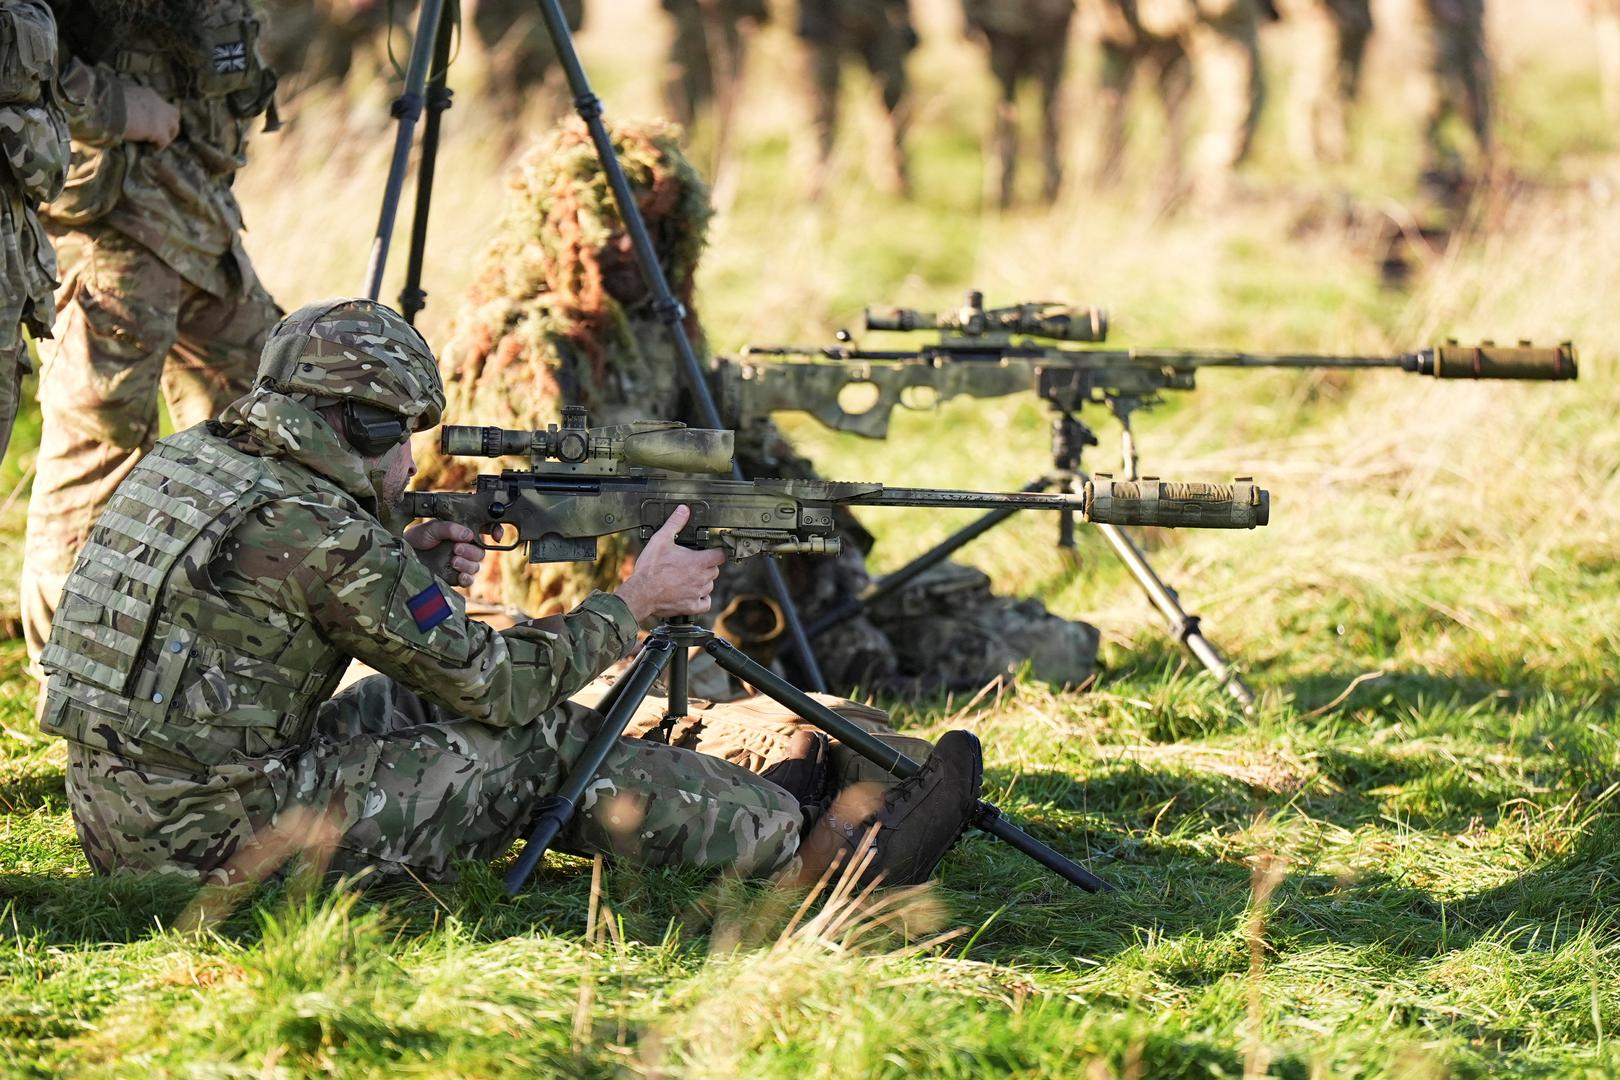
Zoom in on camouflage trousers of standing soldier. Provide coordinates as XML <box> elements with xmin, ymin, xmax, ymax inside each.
<box><xmin>20</xmin><ymin>227</ymin><xmax>277</xmax><ymax>670</ymax></box>
<box><xmin>0</xmin><ymin>334</ymin><xmax>24</xmax><ymax>466</ymax></box>
<box><xmin>64</xmin><ymin>672</ymin><xmax>930</xmax><ymax>885</ymax></box>
<box><xmin>980</xmin><ymin>21</ymin><xmax>1072</xmax><ymax>206</ymax></box>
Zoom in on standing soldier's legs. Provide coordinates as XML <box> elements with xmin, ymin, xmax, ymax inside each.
<box><xmin>804</xmin><ymin>42</ymin><xmax>842</xmax><ymax>199</ymax></box>
<box><xmin>1422</xmin><ymin>0</ymin><xmax>1491</xmax><ymax>175</ymax></box>
<box><xmin>306</xmin><ymin>676</ymin><xmax>806</xmax><ymax>882</ymax></box>
<box><xmin>986</xmin><ymin>33</ymin><xmax>1024</xmax><ymax>208</ymax></box>
<box><xmin>1096</xmin><ymin>40</ymin><xmax>1137</xmax><ymax>188</ymax></box>
<box><xmin>1189</xmin><ymin>0</ymin><xmax>1265</xmax><ymax>198</ymax></box>
<box><xmin>0</xmin><ymin>334</ymin><xmax>24</xmax><ymax>466</ymax></box>
<box><xmin>20</xmin><ymin>230</ymin><xmax>268</xmax><ymax>669</ymax></box>
<box><xmin>1032</xmin><ymin>28</ymin><xmax>1071</xmax><ymax>203</ymax></box>
<box><xmin>166</xmin><ymin>267</ymin><xmax>278</xmax><ymax>431</ymax></box>
<box><xmin>1155</xmin><ymin>41</ymin><xmax>1195</xmax><ymax>195</ymax></box>
<box><xmin>664</xmin><ymin>0</ymin><xmax>714</xmax><ymax>127</ymax></box>
<box><xmin>861</xmin><ymin>19</ymin><xmax>914</xmax><ymax>197</ymax></box>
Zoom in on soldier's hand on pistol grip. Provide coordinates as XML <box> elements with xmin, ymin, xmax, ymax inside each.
<box><xmin>121</xmin><ymin>84</ymin><xmax>181</xmax><ymax>150</ymax></box>
<box><xmin>614</xmin><ymin>505</ymin><xmax>728</xmax><ymax>625</ymax></box>
<box><xmin>405</xmin><ymin>520</ymin><xmax>487</xmax><ymax>588</ymax></box>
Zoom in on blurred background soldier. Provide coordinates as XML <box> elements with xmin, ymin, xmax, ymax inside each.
<box><xmin>1087</xmin><ymin>0</ymin><xmax>1195</xmax><ymax>191</ymax></box>
<box><xmin>20</xmin><ymin>0</ymin><xmax>283</xmax><ymax>673</ymax></box>
<box><xmin>796</xmin><ymin>0</ymin><xmax>917</xmax><ymax>200</ymax></box>
<box><xmin>464</xmin><ymin>0</ymin><xmax>585</xmax><ymax>118</ymax></box>
<box><xmin>962</xmin><ymin>0</ymin><xmax>1076</xmax><ymax>208</ymax></box>
<box><xmin>662</xmin><ymin>0</ymin><xmax>769</xmax><ymax>130</ymax></box>
<box><xmin>260</xmin><ymin>0</ymin><xmax>393</xmax><ymax>100</ymax></box>
<box><xmin>1419</xmin><ymin>0</ymin><xmax>1492</xmax><ymax>190</ymax></box>
<box><xmin>1187</xmin><ymin>0</ymin><xmax>1268</xmax><ymax>200</ymax></box>
<box><xmin>416</xmin><ymin>118</ymin><xmax>1100</xmax><ymax>697</ymax></box>
<box><xmin>0</xmin><ymin>0</ymin><xmax>68</xmax><ymax>464</ymax></box>
<box><xmin>1087</xmin><ymin>0</ymin><xmax>1266</xmax><ymax>200</ymax></box>
<box><xmin>1276</xmin><ymin>0</ymin><xmax>1371</xmax><ymax>164</ymax></box>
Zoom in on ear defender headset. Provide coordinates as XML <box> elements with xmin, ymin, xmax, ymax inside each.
<box><xmin>341</xmin><ymin>400</ymin><xmax>413</xmax><ymax>457</ymax></box>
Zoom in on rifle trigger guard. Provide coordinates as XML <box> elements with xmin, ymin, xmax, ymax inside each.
<box><xmin>475</xmin><ymin>524</ymin><xmax>521</xmax><ymax>552</ymax></box>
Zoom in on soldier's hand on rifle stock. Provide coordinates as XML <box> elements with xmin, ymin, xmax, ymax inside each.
<box><xmin>615</xmin><ymin>505</ymin><xmax>727</xmax><ymax>625</ymax></box>
<box><xmin>404</xmin><ymin>520</ymin><xmax>486</xmax><ymax>588</ymax></box>
<box><xmin>122</xmin><ymin>84</ymin><xmax>181</xmax><ymax>150</ymax></box>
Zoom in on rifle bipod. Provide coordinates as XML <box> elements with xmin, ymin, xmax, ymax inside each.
<box><xmin>804</xmin><ymin>411</ymin><xmax>1258</xmax><ymax>712</ymax></box>
<box><xmin>502</xmin><ymin>620</ymin><xmax>1113</xmax><ymax>896</ymax></box>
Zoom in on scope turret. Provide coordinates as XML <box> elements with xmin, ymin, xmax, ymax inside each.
<box><xmin>438</xmin><ymin>409</ymin><xmax>735</xmax><ymax>476</ymax></box>
<box><xmin>866</xmin><ymin>288</ymin><xmax>1109</xmax><ymax>343</ymax></box>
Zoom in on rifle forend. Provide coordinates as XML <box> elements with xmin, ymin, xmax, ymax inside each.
<box><xmin>407</xmin><ymin>411</ymin><xmax>1270</xmax><ymax>564</ymax></box>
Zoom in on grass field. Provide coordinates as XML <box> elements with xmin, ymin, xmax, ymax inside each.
<box><xmin>3</xmin><ymin>0</ymin><xmax>1619</xmax><ymax>1075</ymax></box>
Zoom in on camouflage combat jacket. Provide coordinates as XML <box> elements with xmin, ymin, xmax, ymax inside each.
<box><xmin>38</xmin><ymin>389</ymin><xmax>638</xmax><ymax>803</ymax></box>
<box><xmin>42</xmin><ymin>0</ymin><xmax>277</xmax><ymax>297</ymax></box>
<box><xmin>0</xmin><ymin>0</ymin><xmax>68</xmax><ymax>353</ymax></box>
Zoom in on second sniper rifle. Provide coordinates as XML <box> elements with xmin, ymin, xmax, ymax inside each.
<box><xmin>726</xmin><ymin>291</ymin><xmax>1578</xmax><ymax>709</ymax></box>
<box><xmin>406</xmin><ymin>406</ymin><xmax>1269</xmax><ymax>897</ymax></box>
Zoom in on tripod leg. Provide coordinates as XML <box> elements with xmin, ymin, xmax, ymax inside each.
<box><xmin>1096</xmin><ymin>523</ymin><xmax>1257</xmax><ymax>711</ymax></box>
<box><xmin>362</xmin><ymin>0</ymin><xmax>447</xmax><ymax>299</ymax></box>
<box><xmin>504</xmin><ymin>637</ymin><xmax>677</xmax><ymax>895</ymax></box>
<box><xmin>702</xmin><ymin>637</ymin><xmax>1113</xmax><ymax>894</ymax></box>
<box><xmin>399</xmin><ymin>1</ymin><xmax>456</xmax><ymax>324</ymax></box>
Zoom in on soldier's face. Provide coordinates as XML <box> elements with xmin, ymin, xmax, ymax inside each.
<box><xmin>376</xmin><ymin>437</ymin><xmax>417</xmax><ymax>507</ymax></box>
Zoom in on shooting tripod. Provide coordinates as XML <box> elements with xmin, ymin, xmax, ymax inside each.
<box><xmin>805</xmin><ymin>403</ymin><xmax>1257</xmax><ymax>711</ymax></box>
<box><xmin>502</xmin><ymin>618</ymin><xmax>1113</xmax><ymax>895</ymax></box>
<box><xmin>359</xmin><ymin>0</ymin><xmax>829</xmax><ymax>691</ymax></box>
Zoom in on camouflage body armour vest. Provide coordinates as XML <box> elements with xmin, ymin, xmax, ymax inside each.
<box><xmin>39</xmin><ymin>426</ymin><xmax>349</xmax><ymax>772</ymax></box>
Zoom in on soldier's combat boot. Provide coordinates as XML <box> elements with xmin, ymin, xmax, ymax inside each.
<box><xmin>792</xmin><ymin>729</ymin><xmax>984</xmax><ymax>890</ymax></box>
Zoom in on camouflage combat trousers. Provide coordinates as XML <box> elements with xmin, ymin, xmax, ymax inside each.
<box><xmin>1278</xmin><ymin>0</ymin><xmax>1372</xmax><ymax>164</ymax></box>
<box><xmin>20</xmin><ymin>227</ymin><xmax>277</xmax><ymax>670</ymax></box>
<box><xmin>1188</xmin><ymin>0</ymin><xmax>1266</xmax><ymax>198</ymax></box>
<box><xmin>1421</xmin><ymin>0</ymin><xmax>1491</xmax><ymax>171</ymax></box>
<box><xmin>0</xmin><ymin>332</ymin><xmax>23</xmax><ymax>466</ymax></box>
<box><xmin>980</xmin><ymin>20</ymin><xmax>1072</xmax><ymax>206</ymax></box>
<box><xmin>64</xmin><ymin>673</ymin><xmax>829</xmax><ymax>885</ymax></box>
<box><xmin>802</xmin><ymin>14</ymin><xmax>913</xmax><ymax>195</ymax></box>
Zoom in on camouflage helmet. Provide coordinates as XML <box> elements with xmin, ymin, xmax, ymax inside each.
<box><xmin>257</xmin><ymin>298</ymin><xmax>445</xmax><ymax>431</ymax></box>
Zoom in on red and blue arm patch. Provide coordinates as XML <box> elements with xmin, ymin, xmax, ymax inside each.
<box><xmin>405</xmin><ymin>583</ymin><xmax>453</xmax><ymax>632</ymax></box>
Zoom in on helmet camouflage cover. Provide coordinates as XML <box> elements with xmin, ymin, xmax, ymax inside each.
<box><xmin>257</xmin><ymin>297</ymin><xmax>446</xmax><ymax>430</ymax></box>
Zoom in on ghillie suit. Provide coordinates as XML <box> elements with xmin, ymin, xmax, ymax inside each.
<box><xmin>417</xmin><ymin>118</ymin><xmax>1099</xmax><ymax>696</ymax></box>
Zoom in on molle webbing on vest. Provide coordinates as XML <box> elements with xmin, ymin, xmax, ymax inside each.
<box><xmin>40</xmin><ymin>427</ymin><xmax>265</xmax><ymax>694</ymax></box>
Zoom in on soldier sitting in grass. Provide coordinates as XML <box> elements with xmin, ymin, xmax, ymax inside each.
<box><xmin>35</xmin><ymin>298</ymin><xmax>984</xmax><ymax>891</ymax></box>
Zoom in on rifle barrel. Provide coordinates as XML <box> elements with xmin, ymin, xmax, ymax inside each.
<box><xmin>841</xmin><ymin>479</ymin><xmax>1270</xmax><ymax>530</ymax></box>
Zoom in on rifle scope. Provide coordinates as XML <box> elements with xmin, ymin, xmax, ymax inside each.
<box><xmin>866</xmin><ymin>289</ymin><xmax>1109</xmax><ymax>343</ymax></box>
<box><xmin>440</xmin><ymin>408</ymin><xmax>735</xmax><ymax>475</ymax></box>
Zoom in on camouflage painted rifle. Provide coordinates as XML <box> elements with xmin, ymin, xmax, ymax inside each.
<box><xmin>724</xmin><ymin>291</ymin><xmax>1578</xmax><ymax>441</ymax></box>
<box><xmin>404</xmin><ymin>407</ymin><xmax>1270</xmax><ymax>561</ymax></box>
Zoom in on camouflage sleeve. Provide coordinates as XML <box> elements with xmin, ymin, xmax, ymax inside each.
<box><xmin>55</xmin><ymin>56</ymin><xmax>125</xmax><ymax>143</ymax></box>
<box><xmin>271</xmin><ymin>500</ymin><xmax>639</xmax><ymax>727</ymax></box>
